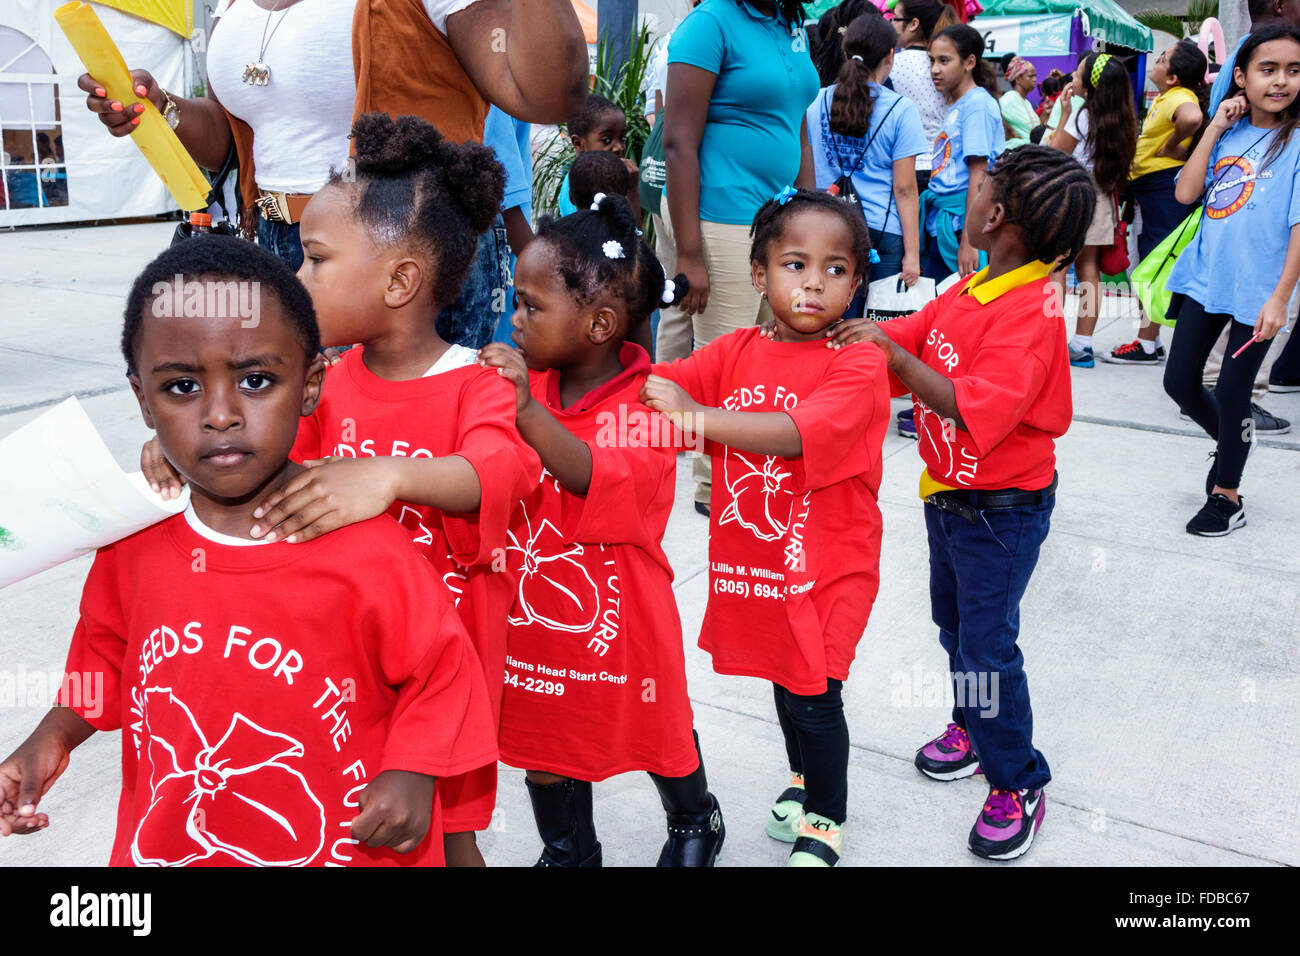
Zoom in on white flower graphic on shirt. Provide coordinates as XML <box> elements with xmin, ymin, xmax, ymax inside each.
<box><xmin>130</xmin><ymin>687</ymin><xmax>326</xmax><ymax>867</ymax></box>
<box><xmin>717</xmin><ymin>449</ymin><xmax>795</xmax><ymax>542</ymax></box>
<box><xmin>506</xmin><ymin>509</ymin><xmax>600</xmax><ymax>634</ymax></box>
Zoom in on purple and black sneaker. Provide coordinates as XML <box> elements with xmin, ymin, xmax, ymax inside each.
<box><xmin>914</xmin><ymin>723</ymin><xmax>982</xmax><ymax>781</ymax></box>
<box><xmin>968</xmin><ymin>787</ymin><xmax>1045</xmax><ymax>861</ymax></box>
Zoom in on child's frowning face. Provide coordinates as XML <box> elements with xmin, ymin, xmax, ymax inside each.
<box><xmin>752</xmin><ymin>208</ymin><xmax>860</xmax><ymax>342</ymax></box>
<box><xmin>128</xmin><ymin>282</ymin><xmax>321</xmax><ymax>509</ymax></box>
<box><xmin>572</xmin><ymin>109</ymin><xmax>629</xmax><ymax>157</ymax></box>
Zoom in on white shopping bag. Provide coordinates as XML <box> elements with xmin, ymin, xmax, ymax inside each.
<box><xmin>864</xmin><ymin>273</ymin><xmax>936</xmax><ymax>322</ymax></box>
<box><xmin>936</xmin><ymin>272</ymin><xmax>963</xmax><ymax>295</ymax></box>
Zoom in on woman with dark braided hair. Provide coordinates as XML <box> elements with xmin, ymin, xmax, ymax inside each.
<box><xmin>1049</xmin><ymin>51</ymin><xmax>1138</xmax><ymax>368</ymax></box>
<box><xmin>829</xmin><ymin>145</ymin><xmax>1095</xmax><ymax>861</ymax></box>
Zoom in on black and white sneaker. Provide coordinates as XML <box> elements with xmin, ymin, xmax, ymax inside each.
<box><xmin>1251</xmin><ymin>403</ymin><xmax>1291</xmax><ymax>435</ymax></box>
<box><xmin>1268</xmin><ymin>376</ymin><xmax>1300</xmax><ymax>393</ymax></box>
<box><xmin>1186</xmin><ymin>494</ymin><xmax>1246</xmax><ymax>537</ymax></box>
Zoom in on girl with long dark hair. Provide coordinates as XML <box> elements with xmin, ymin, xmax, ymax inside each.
<box><xmin>806</xmin><ymin>13</ymin><xmax>927</xmax><ymax>305</ymax></box>
<box><xmin>890</xmin><ymin>0</ymin><xmax>947</xmax><ymax>191</ymax></box>
<box><xmin>1163</xmin><ymin>25</ymin><xmax>1300</xmax><ymax>535</ymax></box>
<box><xmin>1106</xmin><ymin>40</ymin><xmax>1209</xmax><ymax>364</ymax></box>
<box><xmin>1048</xmin><ymin>51</ymin><xmax>1138</xmax><ymax>368</ymax></box>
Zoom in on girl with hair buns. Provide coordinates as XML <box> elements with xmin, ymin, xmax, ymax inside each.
<box><xmin>479</xmin><ymin>194</ymin><xmax>724</xmax><ymax>867</ymax></box>
<box><xmin>144</xmin><ymin>112</ymin><xmax>541</xmax><ymax>865</ymax></box>
<box><xmin>805</xmin><ymin>12</ymin><xmax>927</xmax><ymax>304</ymax></box>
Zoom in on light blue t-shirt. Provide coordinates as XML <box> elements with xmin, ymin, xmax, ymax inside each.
<box><xmin>927</xmin><ymin>86</ymin><xmax>1005</xmax><ymax>197</ymax></box>
<box><xmin>668</xmin><ymin>0</ymin><xmax>819</xmax><ymax>224</ymax></box>
<box><xmin>807</xmin><ymin>83</ymin><xmax>926</xmax><ymax>236</ymax></box>
<box><xmin>558</xmin><ymin>169</ymin><xmax>577</xmax><ymax>216</ymax></box>
<box><xmin>1208</xmin><ymin>35</ymin><xmax>1247</xmax><ymax>117</ymax></box>
<box><xmin>1168</xmin><ymin>119</ymin><xmax>1300</xmax><ymax>325</ymax></box>
<box><xmin>484</xmin><ymin>106</ymin><xmax>532</xmax><ymax>221</ymax></box>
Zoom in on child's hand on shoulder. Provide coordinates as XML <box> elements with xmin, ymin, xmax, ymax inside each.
<box><xmin>350</xmin><ymin>769</ymin><xmax>435</xmax><ymax>854</ymax></box>
<box><xmin>477</xmin><ymin>343</ymin><xmax>533</xmax><ymax>414</ymax></box>
<box><xmin>825</xmin><ymin>319</ymin><xmax>897</xmax><ymax>366</ymax></box>
<box><xmin>141</xmin><ymin>437</ymin><xmax>186</xmax><ymax>500</ymax></box>
<box><xmin>250</xmin><ymin>457</ymin><xmax>401</xmax><ymax>543</ymax></box>
<box><xmin>641</xmin><ymin>374</ymin><xmax>701</xmax><ymax>429</ymax></box>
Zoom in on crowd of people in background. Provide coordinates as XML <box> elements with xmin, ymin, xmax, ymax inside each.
<box><xmin>3</xmin><ymin>0</ymin><xmax>1297</xmax><ymax>872</ymax></box>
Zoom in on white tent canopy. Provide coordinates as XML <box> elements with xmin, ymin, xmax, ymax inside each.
<box><xmin>1</xmin><ymin>0</ymin><xmax>191</xmax><ymax>227</ymax></box>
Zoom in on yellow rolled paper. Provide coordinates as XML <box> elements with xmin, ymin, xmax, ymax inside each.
<box><xmin>54</xmin><ymin>1</ymin><xmax>211</xmax><ymax>211</ymax></box>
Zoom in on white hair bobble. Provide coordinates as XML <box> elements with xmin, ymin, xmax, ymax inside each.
<box><xmin>590</xmin><ymin>192</ymin><xmax>607</xmax><ymax>210</ymax></box>
<box><xmin>851</xmin><ymin>54</ymin><xmax>863</xmax><ymax>63</ymax></box>
<box><xmin>602</xmin><ymin>240</ymin><xmax>625</xmax><ymax>259</ymax></box>
<box><xmin>661</xmin><ymin>279</ymin><xmax>676</xmax><ymax>304</ymax></box>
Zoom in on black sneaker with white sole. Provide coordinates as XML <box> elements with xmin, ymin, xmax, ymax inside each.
<box><xmin>1251</xmin><ymin>403</ymin><xmax>1291</xmax><ymax>435</ymax></box>
<box><xmin>1187</xmin><ymin>493</ymin><xmax>1246</xmax><ymax>536</ymax></box>
<box><xmin>1103</xmin><ymin>340</ymin><xmax>1161</xmax><ymax>364</ymax></box>
<box><xmin>1268</xmin><ymin>376</ymin><xmax>1300</xmax><ymax>393</ymax></box>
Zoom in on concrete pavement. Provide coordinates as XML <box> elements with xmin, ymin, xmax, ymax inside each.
<box><xmin>0</xmin><ymin>221</ymin><xmax>1296</xmax><ymax>867</ymax></box>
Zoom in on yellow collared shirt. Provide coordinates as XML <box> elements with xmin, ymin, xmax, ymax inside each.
<box><xmin>916</xmin><ymin>259</ymin><xmax>1056</xmax><ymax>499</ymax></box>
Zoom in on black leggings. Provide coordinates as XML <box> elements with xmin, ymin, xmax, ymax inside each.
<box><xmin>1163</xmin><ymin>294</ymin><xmax>1270</xmax><ymax>489</ymax></box>
<box><xmin>772</xmin><ymin>680</ymin><xmax>849</xmax><ymax>825</ymax></box>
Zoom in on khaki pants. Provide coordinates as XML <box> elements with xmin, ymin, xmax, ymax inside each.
<box><xmin>689</xmin><ymin>218</ymin><xmax>774</xmax><ymax>504</ymax></box>
<box><xmin>1201</xmin><ymin>292</ymin><xmax>1297</xmax><ymax>401</ymax></box>
<box><xmin>652</xmin><ymin>204</ymin><xmax>693</xmax><ymax>363</ymax></box>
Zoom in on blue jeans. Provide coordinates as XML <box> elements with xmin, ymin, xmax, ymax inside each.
<box><xmin>438</xmin><ymin>216</ymin><xmax>511</xmax><ymax>349</ymax></box>
<box><xmin>257</xmin><ymin>217</ymin><xmax>303</xmax><ymax>272</ymax></box>
<box><xmin>772</xmin><ymin>679</ymin><xmax>849</xmax><ymax>824</ymax></box>
<box><xmin>924</xmin><ymin>496</ymin><xmax>1054</xmax><ymax>792</ymax></box>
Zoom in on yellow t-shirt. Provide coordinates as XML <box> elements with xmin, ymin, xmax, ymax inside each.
<box><xmin>1131</xmin><ymin>86</ymin><xmax>1200</xmax><ymax>180</ymax></box>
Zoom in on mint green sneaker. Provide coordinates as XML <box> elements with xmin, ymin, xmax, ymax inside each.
<box><xmin>764</xmin><ymin>772</ymin><xmax>806</xmax><ymax>842</ymax></box>
<box><xmin>787</xmin><ymin>812</ymin><xmax>842</xmax><ymax>867</ymax></box>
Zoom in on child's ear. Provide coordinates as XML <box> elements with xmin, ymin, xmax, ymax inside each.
<box><xmin>569</xmin><ymin>132</ymin><xmax>585</xmax><ymax>152</ymax></box>
<box><xmin>983</xmin><ymin>201</ymin><xmax>1007</xmax><ymax>235</ymax></box>
<box><xmin>588</xmin><ymin>304</ymin><xmax>620</xmax><ymax>345</ymax></box>
<box><xmin>751</xmin><ymin>260</ymin><xmax>768</xmax><ymax>297</ymax></box>
<box><xmin>383</xmin><ymin>256</ymin><xmax>424</xmax><ymax>309</ymax></box>
<box><xmin>301</xmin><ymin>355</ymin><xmax>326</xmax><ymax>418</ymax></box>
<box><xmin>128</xmin><ymin>373</ymin><xmax>156</xmax><ymax>430</ymax></box>
<box><xmin>1233</xmin><ymin>65</ymin><xmax>1246</xmax><ymax>91</ymax></box>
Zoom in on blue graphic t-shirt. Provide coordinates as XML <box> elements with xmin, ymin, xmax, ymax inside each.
<box><xmin>927</xmin><ymin>86</ymin><xmax>1005</xmax><ymax>197</ymax></box>
<box><xmin>1168</xmin><ymin>120</ymin><xmax>1300</xmax><ymax>325</ymax></box>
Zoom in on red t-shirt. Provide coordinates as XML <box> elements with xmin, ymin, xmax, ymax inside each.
<box><xmin>654</xmin><ymin>328</ymin><xmax>890</xmax><ymax>695</ymax></box>
<box><xmin>878</xmin><ymin>275</ymin><xmax>1072</xmax><ymax>490</ymax></box>
<box><xmin>60</xmin><ymin>511</ymin><xmax>497</xmax><ymax>867</ymax></box>
<box><xmin>292</xmin><ymin>347</ymin><xmax>539</xmax><ymax>830</ymax></box>
<box><xmin>498</xmin><ymin>344</ymin><xmax>699</xmax><ymax>780</ymax></box>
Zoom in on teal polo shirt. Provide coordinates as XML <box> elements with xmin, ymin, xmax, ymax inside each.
<box><xmin>668</xmin><ymin>0</ymin><xmax>819</xmax><ymax>225</ymax></box>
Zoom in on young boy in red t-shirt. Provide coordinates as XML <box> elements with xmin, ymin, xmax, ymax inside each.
<box><xmin>0</xmin><ymin>238</ymin><xmax>497</xmax><ymax>866</ymax></box>
<box><xmin>829</xmin><ymin>145</ymin><xmax>1093</xmax><ymax>861</ymax></box>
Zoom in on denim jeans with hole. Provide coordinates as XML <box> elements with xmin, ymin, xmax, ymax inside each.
<box><xmin>924</xmin><ymin>496</ymin><xmax>1054</xmax><ymax>792</ymax></box>
<box><xmin>438</xmin><ymin>216</ymin><xmax>511</xmax><ymax>349</ymax></box>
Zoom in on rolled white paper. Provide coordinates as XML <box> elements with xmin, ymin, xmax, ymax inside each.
<box><xmin>0</xmin><ymin>397</ymin><xmax>188</xmax><ymax>589</ymax></box>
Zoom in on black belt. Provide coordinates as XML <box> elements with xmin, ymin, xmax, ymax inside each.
<box><xmin>925</xmin><ymin>473</ymin><xmax>1058</xmax><ymax>522</ymax></box>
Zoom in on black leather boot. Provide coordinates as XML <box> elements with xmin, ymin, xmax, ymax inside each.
<box><xmin>524</xmin><ymin>777</ymin><xmax>602</xmax><ymax>867</ymax></box>
<box><xmin>649</xmin><ymin>732</ymin><xmax>724</xmax><ymax>866</ymax></box>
